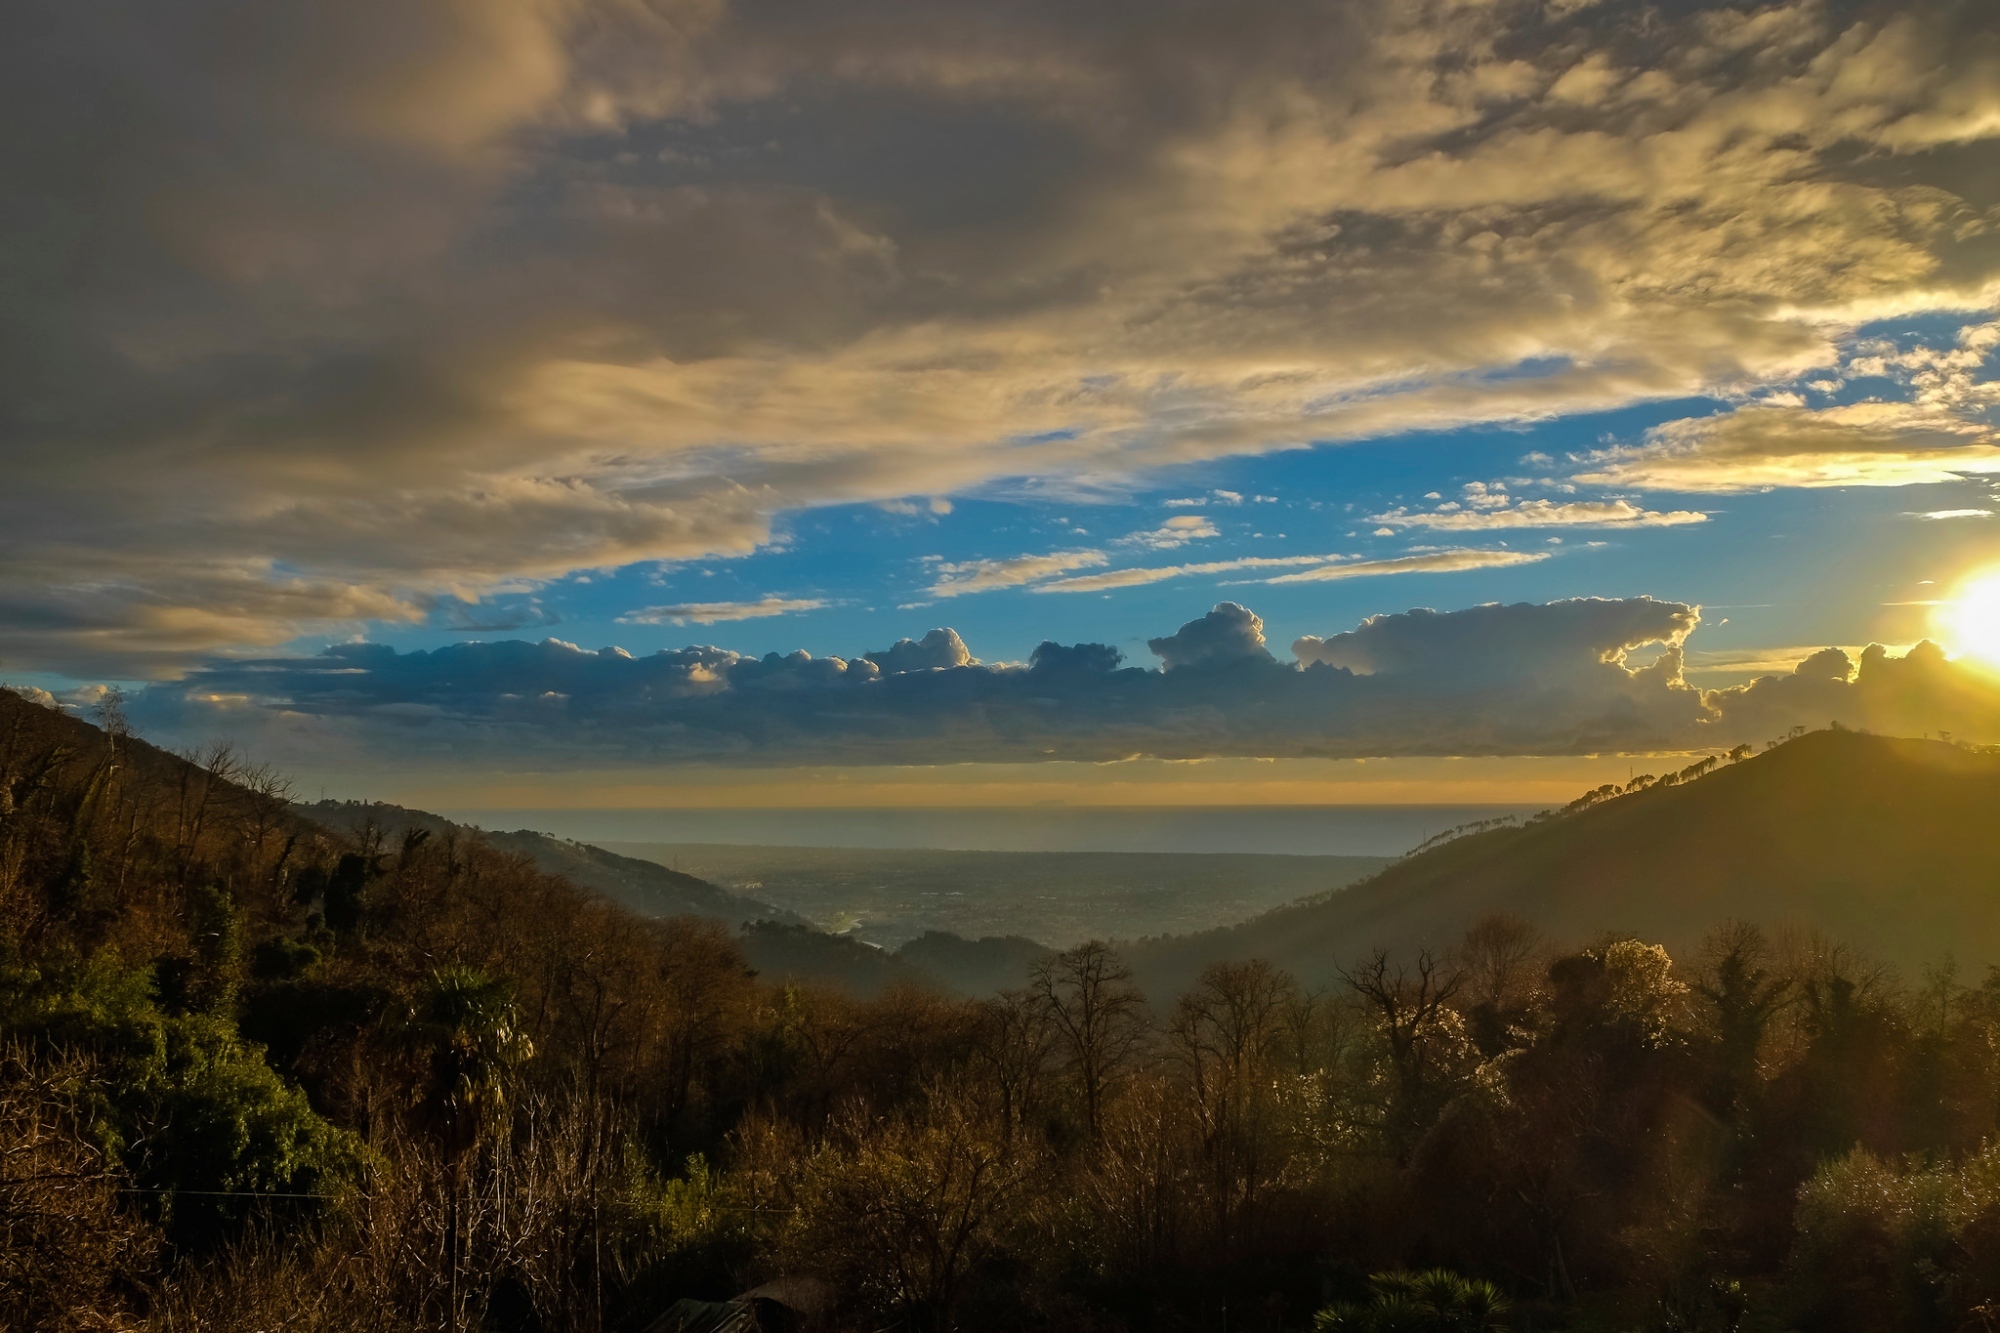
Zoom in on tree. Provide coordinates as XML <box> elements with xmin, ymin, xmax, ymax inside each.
<box><xmin>1029</xmin><ymin>942</ymin><xmax>1147</xmax><ymax>1146</ymax></box>
<box><xmin>405</xmin><ymin>967</ymin><xmax>535</xmax><ymax>1162</ymax></box>
<box><xmin>1457</xmin><ymin>914</ymin><xmax>1541</xmax><ymax>1056</ymax></box>
<box><xmin>787</xmin><ymin>1091</ymin><xmax>1029</xmax><ymax>1333</ymax></box>
<box><xmin>973</xmin><ymin>987</ymin><xmax>1057</xmax><ymax>1151</ymax></box>
<box><xmin>403</xmin><ymin>966</ymin><xmax>534</xmax><ymax>1332</ymax></box>
<box><xmin>1342</xmin><ymin>950</ymin><xmax>1469</xmax><ymax>1162</ymax></box>
<box><xmin>1693</xmin><ymin>922</ymin><xmax>1790</xmax><ymax>1120</ymax></box>
<box><xmin>185</xmin><ymin>883</ymin><xmax>242</xmax><ymax>1014</ymax></box>
<box><xmin>1170</xmin><ymin>960</ymin><xmax>1297</xmax><ymax>1263</ymax></box>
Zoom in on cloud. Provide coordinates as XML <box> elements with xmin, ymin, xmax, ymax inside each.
<box><xmin>879</xmin><ymin>496</ymin><xmax>956</xmax><ymax>517</ymax></box>
<box><xmin>619</xmin><ymin>596</ymin><xmax>829</xmax><ymax>625</ymax></box>
<box><xmin>1147</xmin><ymin>603</ymin><xmax>1275</xmax><ymax>671</ymax></box>
<box><xmin>1033</xmin><ymin>546</ymin><xmax>1547</xmax><ymax>593</ymax></box>
<box><xmin>1371</xmin><ymin>498</ymin><xmax>1708</xmax><ymax>531</ymax></box>
<box><xmin>1037</xmin><ymin>554</ymin><xmax>1338</xmax><ymax>593</ymax></box>
<box><xmin>1027</xmin><ymin>641</ymin><xmax>1124</xmax><ymax>675</ymax></box>
<box><xmin>443</xmin><ymin>600</ymin><xmax>561</xmax><ymax>632</ymax></box>
<box><xmin>1264</xmin><ymin>550</ymin><xmax>1549</xmax><ymax>584</ymax></box>
<box><xmin>1580</xmin><ymin>323</ymin><xmax>2000</xmax><ymax>494</ymax></box>
<box><xmin>1293</xmin><ymin>597</ymin><xmax>1700</xmax><ymax>682</ymax></box>
<box><xmin>1705</xmin><ymin>641</ymin><xmax>2000</xmax><ymax>743</ymax></box>
<box><xmin>865</xmin><ymin>628</ymin><xmax>974</xmax><ymax>673</ymax></box>
<box><xmin>1120</xmin><ymin>516</ymin><xmax>1222</xmax><ymax>549</ymax></box>
<box><xmin>130</xmin><ymin>598</ymin><xmax>1700</xmax><ymax>764</ymax></box>
<box><xmin>1909</xmin><ymin>509</ymin><xmax>1996</xmax><ymax>521</ymax></box>
<box><xmin>1</xmin><ymin>685</ymin><xmax>61</xmax><ymax>711</ymax></box>
<box><xmin>124</xmin><ymin>592</ymin><xmax>2000</xmax><ymax>774</ymax></box>
<box><xmin>927</xmin><ymin>550</ymin><xmax>1108</xmax><ymax>597</ymax></box>
<box><xmin>1578</xmin><ymin>401</ymin><xmax>2000</xmax><ymax>493</ymax></box>
<box><xmin>7</xmin><ymin>0</ymin><xmax>2000</xmax><ymax>670</ymax></box>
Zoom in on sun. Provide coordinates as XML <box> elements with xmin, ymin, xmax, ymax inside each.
<box><xmin>1938</xmin><ymin>569</ymin><xmax>2000</xmax><ymax>671</ymax></box>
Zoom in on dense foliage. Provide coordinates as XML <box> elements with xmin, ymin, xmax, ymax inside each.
<box><xmin>6</xmin><ymin>689</ymin><xmax>2000</xmax><ymax>1332</ymax></box>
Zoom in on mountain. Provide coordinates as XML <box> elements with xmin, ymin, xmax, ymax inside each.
<box><xmin>603</xmin><ymin>840</ymin><xmax>1391</xmax><ymax>950</ymax></box>
<box><xmin>1130</xmin><ymin>730</ymin><xmax>2000</xmax><ymax>994</ymax></box>
<box><xmin>297</xmin><ymin>799</ymin><xmax>797</xmax><ymax>925</ymax></box>
<box><xmin>295</xmin><ymin>800</ymin><xmax>1038</xmax><ymax>994</ymax></box>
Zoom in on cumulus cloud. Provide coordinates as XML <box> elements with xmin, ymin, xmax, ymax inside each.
<box><xmin>123</xmin><ymin>594</ymin><xmax>2000</xmax><ymax>770</ymax></box>
<box><xmin>865</xmin><ymin>628</ymin><xmax>974</xmax><ymax>673</ymax></box>
<box><xmin>6</xmin><ymin>0</ymin><xmax>2000</xmax><ymax>671</ymax></box>
<box><xmin>135</xmin><ymin>598</ymin><xmax>1710</xmax><ymax>764</ymax></box>
<box><xmin>1293</xmin><ymin>597</ymin><xmax>1700</xmax><ymax>681</ymax></box>
<box><xmin>1706</xmin><ymin>641</ymin><xmax>2000</xmax><ymax>743</ymax></box>
<box><xmin>619</xmin><ymin>596</ymin><xmax>828</xmax><ymax>625</ymax></box>
<box><xmin>1147</xmin><ymin>603</ymin><xmax>1275</xmax><ymax>671</ymax></box>
<box><xmin>1</xmin><ymin>685</ymin><xmax>61</xmax><ymax>711</ymax></box>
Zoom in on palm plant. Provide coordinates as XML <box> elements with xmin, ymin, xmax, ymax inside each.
<box><xmin>406</xmin><ymin>965</ymin><xmax>534</xmax><ymax>1161</ymax></box>
<box><xmin>1315</xmin><ymin>1269</ymin><xmax>1511</xmax><ymax>1333</ymax></box>
<box><xmin>401</xmin><ymin>966</ymin><xmax>534</xmax><ymax>1331</ymax></box>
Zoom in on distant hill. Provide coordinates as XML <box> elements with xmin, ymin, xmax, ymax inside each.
<box><xmin>296</xmin><ymin>799</ymin><xmax>1035</xmax><ymax>996</ymax></box>
<box><xmin>896</xmin><ymin>930</ymin><xmax>1052</xmax><ymax>995</ymax></box>
<box><xmin>297</xmin><ymin>800</ymin><xmax>797</xmax><ymax>925</ymax></box>
<box><xmin>1130</xmin><ymin>731</ymin><xmax>2000</xmax><ymax>995</ymax></box>
<box><xmin>602</xmin><ymin>841</ymin><xmax>1391</xmax><ymax>948</ymax></box>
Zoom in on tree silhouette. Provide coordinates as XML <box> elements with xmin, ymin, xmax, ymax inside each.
<box><xmin>1030</xmin><ymin>941</ymin><xmax>1146</xmax><ymax>1146</ymax></box>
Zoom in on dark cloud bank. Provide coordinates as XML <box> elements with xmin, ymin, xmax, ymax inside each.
<box><xmin>136</xmin><ymin>599</ymin><xmax>2000</xmax><ymax>766</ymax></box>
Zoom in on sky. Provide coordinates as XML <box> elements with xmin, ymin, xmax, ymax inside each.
<box><xmin>7</xmin><ymin>0</ymin><xmax>2000</xmax><ymax>807</ymax></box>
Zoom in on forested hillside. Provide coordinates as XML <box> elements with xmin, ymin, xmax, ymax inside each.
<box><xmin>296</xmin><ymin>800</ymin><xmax>1037</xmax><ymax>997</ymax></box>
<box><xmin>9</xmin><ymin>687</ymin><xmax>2000</xmax><ymax>1333</ymax></box>
<box><xmin>1133</xmin><ymin>730</ymin><xmax>2000</xmax><ymax>995</ymax></box>
<box><xmin>300</xmin><ymin>800</ymin><xmax>795</xmax><ymax>926</ymax></box>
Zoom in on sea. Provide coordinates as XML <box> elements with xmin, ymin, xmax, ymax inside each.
<box><xmin>434</xmin><ymin>805</ymin><xmax>1544</xmax><ymax>858</ymax></box>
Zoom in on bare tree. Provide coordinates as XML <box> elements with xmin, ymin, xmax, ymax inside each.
<box><xmin>1030</xmin><ymin>941</ymin><xmax>1148</xmax><ymax>1147</ymax></box>
<box><xmin>1341</xmin><ymin>949</ymin><xmax>1467</xmax><ymax>1162</ymax></box>
<box><xmin>788</xmin><ymin>1090</ymin><xmax>1030</xmax><ymax>1333</ymax></box>
<box><xmin>1458</xmin><ymin>913</ymin><xmax>1542</xmax><ymax>1014</ymax></box>
<box><xmin>1170</xmin><ymin>960</ymin><xmax>1298</xmax><ymax>1262</ymax></box>
<box><xmin>974</xmin><ymin>987</ymin><xmax>1058</xmax><ymax>1150</ymax></box>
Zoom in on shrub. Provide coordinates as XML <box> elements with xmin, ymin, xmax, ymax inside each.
<box><xmin>0</xmin><ymin>947</ymin><xmax>360</xmax><ymax>1246</ymax></box>
<box><xmin>1316</xmin><ymin>1269</ymin><xmax>1511</xmax><ymax>1332</ymax></box>
<box><xmin>1791</xmin><ymin>1143</ymin><xmax>2000</xmax><ymax>1331</ymax></box>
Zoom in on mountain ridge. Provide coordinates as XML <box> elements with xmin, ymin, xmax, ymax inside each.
<box><xmin>296</xmin><ymin>798</ymin><xmax>800</xmax><ymax>926</ymax></box>
<box><xmin>1128</xmin><ymin>729</ymin><xmax>2000</xmax><ymax>995</ymax></box>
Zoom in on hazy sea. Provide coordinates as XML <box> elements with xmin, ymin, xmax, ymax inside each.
<box><xmin>436</xmin><ymin>805</ymin><xmax>1543</xmax><ymax>858</ymax></box>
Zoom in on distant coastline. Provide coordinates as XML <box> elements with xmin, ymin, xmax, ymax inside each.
<box><xmin>434</xmin><ymin>803</ymin><xmax>1545</xmax><ymax>857</ymax></box>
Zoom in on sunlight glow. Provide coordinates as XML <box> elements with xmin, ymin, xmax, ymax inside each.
<box><xmin>1939</xmin><ymin>569</ymin><xmax>2000</xmax><ymax>671</ymax></box>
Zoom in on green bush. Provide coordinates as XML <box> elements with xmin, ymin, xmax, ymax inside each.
<box><xmin>1316</xmin><ymin>1269</ymin><xmax>1511</xmax><ymax>1332</ymax></box>
<box><xmin>0</xmin><ymin>945</ymin><xmax>360</xmax><ymax>1244</ymax></box>
<box><xmin>1791</xmin><ymin>1143</ymin><xmax>2000</xmax><ymax>1331</ymax></box>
